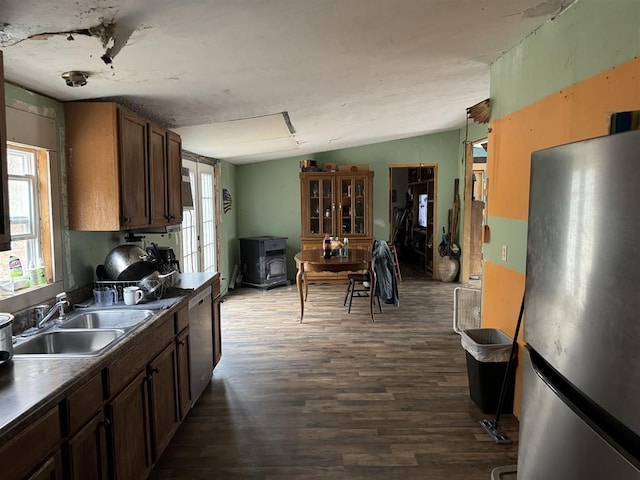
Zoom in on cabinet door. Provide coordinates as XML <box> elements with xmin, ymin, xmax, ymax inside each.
<box><xmin>67</xmin><ymin>411</ymin><xmax>109</xmax><ymax>480</ymax></box>
<box><xmin>26</xmin><ymin>452</ymin><xmax>63</xmax><ymax>480</ymax></box>
<box><xmin>337</xmin><ymin>174</ymin><xmax>372</xmax><ymax>238</ymax></box>
<box><xmin>167</xmin><ymin>131</ymin><xmax>183</xmax><ymax>225</ymax></box>
<box><xmin>108</xmin><ymin>370</ymin><xmax>152</xmax><ymax>480</ymax></box>
<box><xmin>0</xmin><ymin>407</ymin><xmax>61</xmax><ymax>480</ymax></box>
<box><xmin>176</xmin><ymin>328</ymin><xmax>192</xmax><ymax>419</ymax></box>
<box><xmin>149</xmin><ymin>342</ymin><xmax>180</xmax><ymax>461</ymax></box>
<box><xmin>148</xmin><ymin>123</ymin><xmax>169</xmax><ymax>226</ymax></box>
<box><xmin>300</xmin><ymin>173</ymin><xmax>336</xmax><ymax>238</ymax></box>
<box><xmin>0</xmin><ymin>51</ymin><xmax>10</xmax><ymax>251</ymax></box>
<box><xmin>118</xmin><ymin>109</ymin><xmax>150</xmax><ymax>229</ymax></box>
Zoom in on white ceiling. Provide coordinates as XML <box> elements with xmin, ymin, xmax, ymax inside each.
<box><xmin>0</xmin><ymin>0</ymin><xmax>575</xmax><ymax>164</ymax></box>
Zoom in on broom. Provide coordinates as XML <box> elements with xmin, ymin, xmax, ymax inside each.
<box><xmin>480</xmin><ymin>294</ymin><xmax>525</xmax><ymax>445</ymax></box>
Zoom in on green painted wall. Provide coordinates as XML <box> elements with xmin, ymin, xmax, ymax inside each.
<box><xmin>5</xmin><ymin>83</ymin><xmax>128</xmax><ymax>290</ymax></box>
<box><xmin>482</xmin><ymin>216</ymin><xmax>527</xmax><ymax>274</ymax></box>
<box><xmin>234</xmin><ymin>131</ymin><xmax>462</xmax><ymax>280</ymax></box>
<box><xmin>4</xmin><ymin>81</ymin><xmax>487</xmax><ymax>291</ymax></box>
<box><xmin>487</xmin><ymin>0</ymin><xmax>640</xmax><ymax>282</ymax></box>
<box><xmin>491</xmin><ymin>0</ymin><xmax>640</xmax><ymax>119</ymax></box>
<box><xmin>5</xmin><ymin>83</ymin><xmax>202</xmax><ymax>291</ymax></box>
<box><xmin>218</xmin><ymin>160</ymin><xmax>238</xmax><ymax>290</ymax></box>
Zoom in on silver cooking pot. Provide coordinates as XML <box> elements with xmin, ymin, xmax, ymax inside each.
<box><xmin>0</xmin><ymin>313</ymin><xmax>14</xmax><ymax>364</ymax></box>
<box><xmin>103</xmin><ymin>244</ymin><xmax>158</xmax><ymax>281</ymax></box>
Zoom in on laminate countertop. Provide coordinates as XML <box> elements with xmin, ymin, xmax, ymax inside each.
<box><xmin>0</xmin><ymin>272</ymin><xmax>218</xmax><ymax>444</ymax></box>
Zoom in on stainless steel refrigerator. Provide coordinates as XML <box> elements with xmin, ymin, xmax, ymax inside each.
<box><xmin>518</xmin><ymin>129</ymin><xmax>640</xmax><ymax>479</ymax></box>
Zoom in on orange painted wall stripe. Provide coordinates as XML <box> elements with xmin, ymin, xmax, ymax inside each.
<box><xmin>482</xmin><ymin>261</ymin><xmax>526</xmax><ymax>416</ymax></box>
<box><xmin>484</xmin><ymin>56</ymin><xmax>640</xmax><ymax>417</ymax></box>
<box><xmin>488</xmin><ymin>57</ymin><xmax>640</xmax><ymax>221</ymax></box>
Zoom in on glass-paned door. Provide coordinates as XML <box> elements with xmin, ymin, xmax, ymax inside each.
<box><xmin>181</xmin><ymin>166</ymin><xmax>198</xmax><ymax>273</ymax></box>
<box><xmin>181</xmin><ymin>160</ymin><xmax>216</xmax><ymax>273</ymax></box>
<box><xmin>303</xmin><ymin>175</ymin><xmax>335</xmax><ymax>237</ymax></box>
<box><xmin>308</xmin><ymin>179</ymin><xmax>320</xmax><ymax>236</ymax></box>
<box><xmin>199</xmin><ymin>169</ymin><xmax>216</xmax><ymax>273</ymax></box>
<box><xmin>338</xmin><ymin>176</ymin><xmax>367</xmax><ymax>237</ymax></box>
<box><xmin>338</xmin><ymin>178</ymin><xmax>353</xmax><ymax>237</ymax></box>
<box><xmin>321</xmin><ymin>178</ymin><xmax>334</xmax><ymax>235</ymax></box>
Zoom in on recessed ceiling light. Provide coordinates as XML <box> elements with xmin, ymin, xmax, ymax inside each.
<box><xmin>61</xmin><ymin>71</ymin><xmax>89</xmax><ymax>87</ymax></box>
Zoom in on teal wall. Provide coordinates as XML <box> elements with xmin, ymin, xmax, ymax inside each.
<box><xmin>486</xmin><ymin>0</ymin><xmax>640</xmax><ymax>269</ymax></box>
<box><xmin>233</xmin><ymin>131</ymin><xmax>462</xmax><ymax>280</ymax></box>
<box><xmin>218</xmin><ymin>160</ymin><xmax>238</xmax><ymax>289</ymax></box>
<box><xmin>4</xmin><ymin>83</ymin><xmax>128</xmax><ymax>290</ymax></box>
<box><xmin>491</xmin><ymin>0</ymin><xmax>640</xmax><ymax>119</ymax></box>
<box><xmin>5</xmin><ymin>78</ymin><xmax>487</xmax><ymax>290</ymax></box>
<box><xmin>4</xmin><ymin>83</ymin><xmax>194</xmax><ymax>291</ymax></box>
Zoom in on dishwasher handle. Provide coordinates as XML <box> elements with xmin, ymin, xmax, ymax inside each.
<box><xmin>188</xmin><ymin>285</ymin><xmax>212</xmax><ymax>310</ymax></box>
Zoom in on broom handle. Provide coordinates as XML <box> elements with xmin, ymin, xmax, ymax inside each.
<box><xmin>493</xmin><ymin>294</ymin><xmax>525</xmax><ymax>426</ymax></box>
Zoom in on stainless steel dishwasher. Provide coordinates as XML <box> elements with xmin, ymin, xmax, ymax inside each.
<box><xmin>188</xmin><ymin>285</ymin><xmax>213</xmax><ymax>405</ymax></box>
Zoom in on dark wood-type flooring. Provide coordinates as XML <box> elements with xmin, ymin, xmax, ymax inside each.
<box><xmin>150</xmin><ymin>275</ymin><xmax>517</xmax><ymax>480</ymax></box>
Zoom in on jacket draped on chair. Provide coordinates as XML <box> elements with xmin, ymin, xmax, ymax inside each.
<box><xmin>372</xmin><ymin>240</ymin><xmax>400</xmax><ymax>306</ymax></box>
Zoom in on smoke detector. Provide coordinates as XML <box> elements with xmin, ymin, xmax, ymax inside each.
<box><xmin>61</xmin><ymin>71</ymin><xmax>89</xmax><ymax>87</ymax></box>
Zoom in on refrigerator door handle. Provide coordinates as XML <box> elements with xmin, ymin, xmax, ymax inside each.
<box><xmin>527</xmin><ymin>345</ymin><xmax>640</xmax><ymax>470</ymax></box>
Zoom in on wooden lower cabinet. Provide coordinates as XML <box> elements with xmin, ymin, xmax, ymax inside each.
<box><xmin>26</xmin><ymin>452</ymin><xmax>63</xmax><ymax>480</ymax></box>
<box><xmin>66</xmin><ymin>411</ymin><xmax>109</xmax><ymax>480</ymax></box>
<box><xmin>149</xmin><ymin>342</ymin><xmax>180</xmax><ymax>460</ymax></box>
<box><xmin>106</xmin><ymin>310</ymin><xmax>191</xmax><ymax>480</ymax></box>
<box><xmin>108</xmin><ymin>370</ymin><xmax>153</xmax><ymax>480</ymax></box>
<box><xmin>1</xmin><ymin>283</ymin><xmax>219</xmax><ymax>479</ymax></box>
<box><xmin>0</xmin><ymin>407</ymin><xmax>62</xmax><ymax>480</ymax></box>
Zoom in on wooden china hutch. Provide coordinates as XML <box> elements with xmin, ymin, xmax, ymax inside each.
<box><xmin>300</xmin><ymin>169</ymin><xmax>374</xmax><ymax>282</ymax></box>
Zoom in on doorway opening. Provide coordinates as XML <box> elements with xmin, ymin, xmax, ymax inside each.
<box><xmin>462</xmin><ymin>139</ymin><xmax>488</xmax><ymax>282</ymax></box>
<box><xmin>389</xmin><ymin>165</ymin><xmax>437</xmax><ymax>280</ymax></box>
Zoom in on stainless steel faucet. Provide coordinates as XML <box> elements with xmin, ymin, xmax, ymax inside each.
<box><xmin>34</xmin><ymin>292</ymin><xmax>69</xmax><ymax>328</ymax></box>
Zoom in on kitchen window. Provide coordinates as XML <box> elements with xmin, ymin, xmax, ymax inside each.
<box><xmin>0</xmin><ymin>144</ymin><xmax>52</xmax><ymax>295</ymax></box>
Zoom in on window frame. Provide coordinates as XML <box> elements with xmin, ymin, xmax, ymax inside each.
<box><xmin>0</xmin><ymin>106</ymin><xmax>64</xmax><ymax>313</ymax></box>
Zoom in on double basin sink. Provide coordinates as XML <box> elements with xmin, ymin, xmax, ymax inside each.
<box><xmin>13</xmin><ymin>309</ymin><xmax>155</xmax><ymax>357</ymax></box>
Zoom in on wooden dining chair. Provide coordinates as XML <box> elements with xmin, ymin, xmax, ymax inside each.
<box><xmin>343</xmin><ymin>271</ymin><xmax>383</xmax><ymax>314</ymax></box>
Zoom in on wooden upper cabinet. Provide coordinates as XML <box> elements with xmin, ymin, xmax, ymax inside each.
<box><xmin>148</xmin><ymin>122</ymin><xmax>169</xmax><ymax>226</ymax></box>
<box><xmin>300</xmin><ymin>170</ymin><xmax>374</xmax><ymax>249</ymax></box>
<box><xmin>0</xmin><ymin>51</ymin><xmax>11</xmax><ymax>251</ymax></box>
<box><xmin>166</xmin><ymin>131</ymin><xmax>183</xmax><ymax>225</ymax></box>
<box><xmin>65</xmin><ymin>101</ymin><xmax>182</xmax><ymax>231</ymax></box>
<box><xmin>119</xmin><ymin>109</ymin><xmax>150</xmax><ymax>229</ymax></box>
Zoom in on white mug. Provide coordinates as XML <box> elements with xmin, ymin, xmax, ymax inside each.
<box><xmin>123</xmin><ymin>286</ymin><xmax>144</xmax><ymax>305</ymax></box>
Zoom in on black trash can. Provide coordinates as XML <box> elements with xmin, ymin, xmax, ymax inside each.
<box><xmin>460</xmin><ymin>328</ymin><xmax>515</xmax><ymax>414</ymax></box>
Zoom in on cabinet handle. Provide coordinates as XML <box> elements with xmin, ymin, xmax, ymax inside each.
<box><xmin>123</xmin><ymin>217</ymin><xmax>131</xmax><ymax>224</ymax></box>
<box><xmin>99</xmin><ymin>418</ymin><xmax>111</xmax><ymax>429</ymax></box>
<box><xmin>150</xmin><ymin>366</ymin><xmax>160</xmax><ymax>375</ymax></box>
<box><xmin>178</xmin><ymin>339</ymin><xmax>186</xmax><ymax>346</ymax></box>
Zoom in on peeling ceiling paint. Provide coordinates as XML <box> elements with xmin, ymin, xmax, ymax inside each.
<box><xmin>0</xmin><ymin>0</ymin><xmax>579</xmax><ymax>164</ymax></box>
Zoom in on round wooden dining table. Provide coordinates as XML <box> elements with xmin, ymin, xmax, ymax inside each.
<box><xmin>294</xmin><ymin>249</ymin><xmax>376</xmax><ymax>322</ymax></box>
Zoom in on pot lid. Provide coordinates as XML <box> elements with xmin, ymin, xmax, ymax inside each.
<box><xmin>0</xmin><ymin>313</ymin><xmax>14</xmax><ymax>328</ymax></box>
